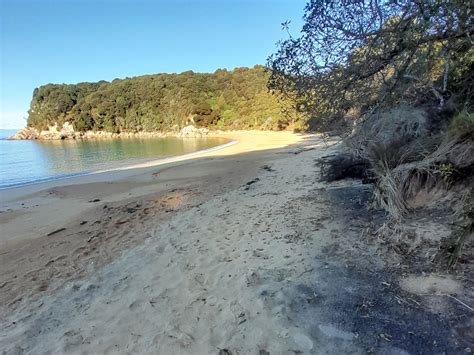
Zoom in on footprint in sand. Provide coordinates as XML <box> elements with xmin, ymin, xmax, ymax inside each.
<box><xmin>245</xmin><ymin>271</ymin><xmax>260</xmax><ymax>287</ymax></box>
<box><xmin>128</xmin><ymin>299</ymin><xmax>144</xmax><ymax>310</ymax></box>
<box><xmin>229</xmin><ymin>301</ymin><xmax>246</xmax><ymax>325</ymax></box>
<box><xmin>61</xmin><ymin>330</ymin><xmax>84</xmax><ymax>351</ymax></box>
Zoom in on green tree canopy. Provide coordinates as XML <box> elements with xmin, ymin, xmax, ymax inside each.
<box><xmin>27</xmin><ymin>66</ymin><xmax>303</xmax><ymax>132</ymax></box>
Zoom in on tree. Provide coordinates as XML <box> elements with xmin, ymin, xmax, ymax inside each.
<box><xmin>267</xmin><ymin>0</ymin><xmax>473</xmax><ymax>128</ymax></box>
<box><xmin>193</xmin><ymin>102</ymin><xmax>220</xmax><ymax>127</ymax></box>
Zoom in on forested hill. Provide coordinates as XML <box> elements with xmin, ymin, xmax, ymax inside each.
<box><xmin>27</xmin><ymin>66</ymin><xmax>301</xmax><ymax>133</ymax></box>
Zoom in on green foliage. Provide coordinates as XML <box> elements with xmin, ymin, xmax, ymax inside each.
<box><xmin>436</xmin><ymin>163</ymin><xmax>456</xmax><ymax>185</ymax></box>
<box><xmin>448</xmin><ymin>111</ymin><xmax>474</xmax><ymax>138</ymax></box>
<box><xmin>193</xmin><ymin>102</ymin><xmax>212</xmax><ymax>115</ymax></box>
<box><xmin>192</xmin><ymin>102</ymin><xmax>220</xmax><ymax>127</ymax></box>
<box><xmin>27</xmin><ymin>66</ymin><xmax>299</xmax><ymax>132</ymax></box>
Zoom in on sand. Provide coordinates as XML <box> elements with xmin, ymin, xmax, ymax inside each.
<box><xmin>0</xmin><ymin>131</ymin><xmax>471</xmax><ymax>354</ymax></box>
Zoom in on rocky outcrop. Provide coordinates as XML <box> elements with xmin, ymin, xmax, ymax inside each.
<box><xmin>9</xmin><ymin>124</ymin><xmax>71</xmax><ymax>140</ymax></box>
<box><xmin>60</xmin><ymin>122</ymin><xmax>76</xmax><ymax>139</ymax></box>
<box><xmin>9</xmin><ymin>127</ymin><xmax>40</xmax><ymax>140</ymax></box>
<box><xmin>177</xmin><ymin>125</ymin><xmax>209</xmax><ymax>138</ymax></box>
<box><xmin>37</xmin><ymin>124</ymin><xmax>65</xmax><ymax>140</ymax></box>
<box><xmin>9</xmin><ymin>123</ymin><xmax>210</xmax><ymax>140</ymax></box>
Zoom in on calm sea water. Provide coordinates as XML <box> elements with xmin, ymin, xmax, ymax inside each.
<box><xmin>0</xmin><ymin>129</ymin><xmax>229</xmax><ymax>189</ymax></box>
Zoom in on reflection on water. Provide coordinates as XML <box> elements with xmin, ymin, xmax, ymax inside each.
<box><xmin>0</xmin><ymin>136</ymin><xmax>229</xmax><ymax>188</ymax></box>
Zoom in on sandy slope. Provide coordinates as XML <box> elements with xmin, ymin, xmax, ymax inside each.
<box><xmin>0</xmin><ymin>131</ymin><xmax>471</xmax><ymax>354</ymax></box>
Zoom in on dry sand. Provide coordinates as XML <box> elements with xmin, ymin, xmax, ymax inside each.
<box><xmin>0</xmin><ymin>131</ymin><xmax>471</xmax><ymax>354</ymax></box>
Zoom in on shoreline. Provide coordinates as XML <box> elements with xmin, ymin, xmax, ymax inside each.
<box><xmin>0</xmin><ymin>138</ymin><xmax>238</xmax><ymax>191</ymax></box>
<box><xmin>0</xmin><ymin>131</ymin><xmax>300</xmax><ymax>205</ymax></box>
<box><xmin>0</xmin><ymin>131</ymin><xmax>302</xmax><ymax>237</ymax></box>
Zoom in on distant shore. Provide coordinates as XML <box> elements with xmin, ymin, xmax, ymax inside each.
<box><xmin>9</xmin><ymin>123</ymin><xmax>252</xmax><ymax>140</ymax></box>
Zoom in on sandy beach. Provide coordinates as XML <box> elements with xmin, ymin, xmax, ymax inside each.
<box><xmin>0</xmin><ymin>131</ymin><xmax>470</xmax><ymax>354</ymax></box>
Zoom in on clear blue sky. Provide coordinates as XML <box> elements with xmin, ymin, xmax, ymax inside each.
<box><xmin>0</xmin><ymin>0</ymin><xmax>306</xmax><ymax>129</ymax></box>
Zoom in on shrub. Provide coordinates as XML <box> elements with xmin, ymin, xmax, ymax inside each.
<box><xmin>448</xmin><ymin>111</ymin><xmax>474</xmax><ymax>138</ymax></box>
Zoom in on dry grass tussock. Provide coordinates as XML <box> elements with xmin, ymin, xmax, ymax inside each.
<box><xmin>321</xmin><ymin>106</ymin><xmax>473</xmax><ymax>267</ymax></box>
<box><xmin>367</xmin><ymin>134</ymin><xmax>472</xmax><ymax>219</ymax></box>
<box><xmin>350</xmin><ymin>108</ymin><xmax>472</xmax><ymax>219</ymax></box>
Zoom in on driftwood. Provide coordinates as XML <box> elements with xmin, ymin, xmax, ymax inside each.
<box><xmin>46</xmin><ymin>227</ymin><xmax>66</xmax><ymax>236</ymax></box>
